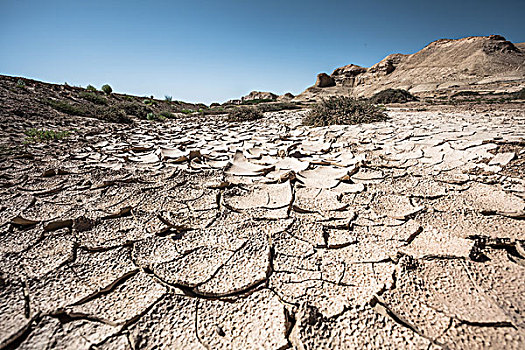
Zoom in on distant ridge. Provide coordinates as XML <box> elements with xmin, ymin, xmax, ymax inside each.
<box><xmin>296</xmin><ymin>35</ymin><xmax>525</xmax><ymax>101</ymax></box>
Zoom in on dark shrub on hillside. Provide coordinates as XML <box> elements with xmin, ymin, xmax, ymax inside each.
<box><xmin>303</xmin><ymin>96</ymin><xmax>388</xmax><ymax>127</ymax></box>
<box><xmin>159</xmin><ymin>111</ymin><xmax>176</xmax><ymax>119</ymax></box>
<box><xmin>101</xmin><ymin>84</ymin><xmax>113</xmax><ymax>95</ymax></box>
<box><xmin>369</xmin><ymin>89</ymin><xmax>417</xmax><ymax>104</ymax></box>
<box><xmin>226</xmin><ymin>106</ymin><xmax>263</xmax><ymax>122</ymax></box>
<box><xmin>79</xmin><ymin>91</ymin><xmax>108</xmax><ymax>105</ymax></box>
<box><xmin>44</xmin><ymin>99</ymin><xmax>91</xmax><ymax>116</ymax></box>
<box><xmin>117</xmin><ymin>101</ymin><xmax>153</xmax><ymax>119</ymax></box>
<box><xmin>96</xmin><ymin>106</ymin><xmax>132</xmax><ymax>124</ymax></box>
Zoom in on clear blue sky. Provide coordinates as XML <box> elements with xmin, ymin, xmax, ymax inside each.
<box><xmin>1</xmin><ymin>0</ymin><xmax>524</xmax><ymax>104</ymax></box>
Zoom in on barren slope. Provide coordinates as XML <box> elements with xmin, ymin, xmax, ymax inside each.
<box><xmin>297</xmin><ymin>35</ymin><xmax>525</xmax><ymax>100</ymax></box>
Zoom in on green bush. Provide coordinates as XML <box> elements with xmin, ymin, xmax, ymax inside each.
<box><xmin>101</xmin><ymin>84</ymin><xmax>113</xmax><ymax>95</ymax></box>
<box><xmin>143</xmin><ymin>99</ymin><xmax>154</xmax><ymax>106</ymax></box>
<box><xmin>117</xmin><ymin>101</ymin><xmax>153</xmax><ymax>119</ymax></box>
<box><xmin>226</xmin><ymin>106</ymin><xmax>263</xmax><ymax>122</ymax></box>
<box><xmin>368</xmin><ymin>89</ymin><xmax>417</xmax><ymax>104</ymax></box>
<box><xmin>79</xmin><ymin>91</ymin><xmax>108</xmax><ymax>105</ymax></box>
<box><xmin>165</xmin><ymin>95</ymin><xmax>172</xmax><ymax>102</ymax></box>
<box><xmin>24</xmin><ymin>128</ymin><xmax>70</xmax><ymax>143</ymax></box>
<box><xmin>145</xmin><ymin>112</ymin><xmax>166</xmax><ymax>122</ymax></box>
<box><xmin>159</xmin><ymin>111</ymin><xmax>175</xmax><ymax>119</ymax></box>
<box><xmin>86</xmin><ymin>84</ymin><xmax>97</xmax><ymax>92</ymax></box>
<box><xmin>16</xmin><ymin>79</ymin><xmax>26</xmax><ymax>88</ymax></box>
<box><xmin>180</xmin><ymin>109</ymin><xmax>194</xmax><ymax>114</ymax></box>
<box><xmin>303</xmin><ymin>96</ymin><xmax>388</xmax><ymax>127</ymax></box>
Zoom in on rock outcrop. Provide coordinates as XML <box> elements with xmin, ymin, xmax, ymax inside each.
<box><xmin>241</xmin><ymin>91</ymin><xmax>278</xmax><ymax>102</ymax></box>
<box><xmin>277</xmin><ymin>92</ymin><xmax>295</xmax><ymax>101</ymax></box>
<box><xmin>315</xmin><ymin>73</ymin><xmax>336</xmax><ymax>87</ymax></box>
<box><xmin>296</xmin><ymin>35</ymin><xmax>525</xmax><ymax>101</ymax></box>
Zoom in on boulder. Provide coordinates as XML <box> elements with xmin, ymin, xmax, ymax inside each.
<box><xmin>241</xmin><ymin>91</ymin><xmax>278</xmax><ymax>102</ymax></box>
<box><xmin>277</xmin><ymin>93</ymin><xmax>295</xmax><ymax>101</ymax></box>
<box><xmin>315</xmin><ymin>73</ymin><xmax>336</xmax><ymax>88</ymax></box>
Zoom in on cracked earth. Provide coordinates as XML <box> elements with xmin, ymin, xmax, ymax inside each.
<box><xmin>1</xmin><ymin>106</ymin><xmax>524</xmax><ymax>349</ymax></box>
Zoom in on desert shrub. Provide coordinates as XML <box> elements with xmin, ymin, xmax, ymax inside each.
<box><xmin>143</xmin><ymin>99</ymin><xmax>154</xmax><ymax>106</ymax></box>
<box><xmin>101</xmin><ymin>84</ymin><xmax>113</xmax><ymax>95</ymax></box>
<box><xmin>45</xmin><ymin>99</ymin><xmax>90</xmax><ymax>116</ymax></box>
<box><xmin>165</xmin><ymin>95</ymin><xmax>172</xmax><ymax>102</ymax></box>
<box><xmin>116</xmin><ymin>101</ymin><xmax>153</xmax><ymax>119</ymax></box>
<box><xmin>79</xmin><ymin>91</ymin><xmax>108</xmax><ymax>105</ymax></box>
<box><xmin>86</xmin><ymin>84</ymin><xmax>97</xmax><ymax>92</ymax></box>
<box><xmin>95</xmin><ymin>106</ymin><xmax>132</xmax><ymax>124</ymax></box>
<box><xmin>159</xmin><ymin>111</ymin><xmax>175</xmax><ymax>119</ymax></box>
<box><xmin>16</xmin><ymin>79</ymin><xmax>26</xmax><ymax>88</ymax></box>
<box><xmin>180</xmin><ymin>109</ymin><xmax>194</xmax><ymax>114</ymax></box>
<box><xmin>303</xmin><ymin>96</ymin><xmax>388</xmax><ymax>127</ymax></box>
<box><xmin>24</xmin><ymin>128</ymin><xmax>70</xmax><ymax>143</ymax></box>
<box><xmin>145</xmin><ymin>112</ymin><xmax>166</xmax><ymax>122</ymax></box>
<box><xmin>226</xmin><ymin>106</ymin><xmax>263</xmax><ymax>122</ymax></box>
<box><xmin>368</xmin><ymin>89</ymin><xmax>417</xmax><ymax>104</ymax></box>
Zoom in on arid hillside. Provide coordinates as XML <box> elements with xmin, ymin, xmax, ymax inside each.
<box><xmin>297</xmin><ymin>35</ymin><xmax>525</xmax><ymax>101</ymax></box>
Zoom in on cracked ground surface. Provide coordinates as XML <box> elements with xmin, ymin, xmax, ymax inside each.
<box><xmin>1</xmin><ymin>104</ymin><xmax>524</xmax><ymax>349</ymax></box>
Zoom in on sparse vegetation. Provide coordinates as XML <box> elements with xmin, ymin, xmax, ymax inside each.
<box><xmin>143</xmin><ymin>99</ymin><xmax>154</xmax><ymax>106</ymax></box>
<box><xmin>24</xmin><ymin>128</ymin><xmax>71</xmax><ymax>143</ymax></box>
<box><xmin>159</xmin><ymin>111</ymin><xmax>175</xmax><ymax>119</ymax></box>
<box><xmin>303</xmin><ymin>96</ymin><xmax>388</xmax><ymax>127</ymax></box>
<box><xmin>86</xmin><ymin>84</ymin><xmax>97</xmax><ymax>92</ymax></box>
<box><xmin>180</xmin><ymin>109</ymin><xmax>194</xmax><ymax>114</ymax></box>
<box><xmin>146</xmin><ymin>112</ymin><xmax>166</xmax><ymax>122</ymax></box>
<box><xmin>226</xmin><ymin>106</ymin><xmax>263</xmax><ymax>122</ymax></box>
<box><xmin>101</xmin><ymin>84</ymin><xmax>113</xmax><ymax>95</ymax></box>
<box><xmin>16</xmin><ymin>79</ymin><xmax>26</xmax><ymax>89</ymax></box>
<box><xmin>44</xmin><ymin>99</ymin><xmax>91</xmax><ymax>116</ymax></box>
<box><xmin>368</xmin><ymin>89</ymin><xmax>417</xmax><ymax>104</ymax></box>
<box><xmin>165</xmin><ymin>95</ymin><xmax>172</xmax><ymax>102</ymax></box>
<box><xmin>118</xmin><ymin>101</ymin><xmax>153</xmax><ymax>119</ymax></box>
<box><xmin>79</xmin><ymin>91</ymin><xmax>108</xmax><ymax>105</ymax></box>
<box><xmin>95</xmin><ymin>106</ymin><xmax>132</xmax><ymax>124</ymax></box>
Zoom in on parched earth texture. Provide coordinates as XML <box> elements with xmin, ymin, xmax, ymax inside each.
<box><xmin>1</xmin><ymin>104</ymin><xmax>524</xmax><ymax>349</ymax></box>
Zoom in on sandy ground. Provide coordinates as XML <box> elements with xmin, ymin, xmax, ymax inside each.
<box><xmin>1</xmin><ymin>102</ymin><xmax>524</xmax><ymax>349</ymax></box>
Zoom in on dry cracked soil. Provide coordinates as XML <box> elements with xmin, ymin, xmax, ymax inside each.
<box><xmin>1</xmin><ymin>86</ymin><xmax>525</xmax><ymax>349</ymax></box>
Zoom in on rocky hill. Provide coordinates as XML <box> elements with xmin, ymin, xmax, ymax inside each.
<box><xmin>296</xmin><ymin>35</ymin><xmax>525</xmax><ymax>101</ymax></box>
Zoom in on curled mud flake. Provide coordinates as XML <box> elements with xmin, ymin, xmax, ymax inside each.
<box><xmin>225</xmin><ymin>150</ymin><xmax>274</xmax><ymax>176</ymax></box>
<box><xmin>297</xmin><ymin>166</ymin><xmax>352</xmax><ymax>189</ymax></box>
